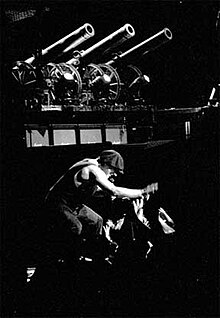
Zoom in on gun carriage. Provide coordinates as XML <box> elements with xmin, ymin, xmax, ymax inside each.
<box><xmin>11</xmin><ymin>23</ymin><xmax>172</xmax><ymax>110</ymax></box>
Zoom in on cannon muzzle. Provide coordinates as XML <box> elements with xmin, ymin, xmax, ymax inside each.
<box><xmin>25</xmin><ymin>23</ymin><xmax>95</xmax><ymax>65</ymax></box>
<box><xmin>106</xmin><ymin>28</ymin><xmax>172</xmax><ymax>65</ymax></box>
<box><xmin>67</xmin><ymin>23</ymin><xmax>135</xmax><ymax>65</ymax></box>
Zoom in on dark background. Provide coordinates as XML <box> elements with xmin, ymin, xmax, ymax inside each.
<box><xmin>0</xmin><ymin>1</ymin><xmax>219</xmax><ymax>317</ymax></box>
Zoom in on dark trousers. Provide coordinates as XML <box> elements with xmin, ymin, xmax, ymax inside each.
<box><xmin>59</xmin><ymin>203</ymin><xmax>103</xmax><ymax>237</ymax></box>
<box><xmin>43</xmin><ymin>200</ymin><xmax>104</xmax><ymax>259</ymax></box>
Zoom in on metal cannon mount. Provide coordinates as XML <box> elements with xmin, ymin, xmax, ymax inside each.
<box><xmin>11</xmin><ymin>23</ymin><xmax>172</xmax><ymax>111</ymax></box>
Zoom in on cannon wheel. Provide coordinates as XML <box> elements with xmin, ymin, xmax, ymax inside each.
<box><xmin>98</xmin><ymin>63</ymin><xmax>121</xmax><ymax>101</ymax></box>
<box><xmin>82</xmin><ymin>63</ymin><xmax>121</xmax><ymax>104</ymax></box>
<box><xmin>12</xmin><ymin>61</ymin><xmax>36</xmax><ymax>86</ymax></box>
<box><xmin>79</xmin><ymin>63</ymin><xmax>105</xmax><ymax>105</ymax></box>
<box><xmin>48</xmin><ymin>62</ymin><xmax>82</xmax><ymax>95</ymax></box>
<box><xmin>120</xmin><ymin>64</ymin><xmax>143</xmax><ymax>100</ymax></box>
<box><xmin>86</xmin><ymin>63</ymin><xmax>104</xmax><ymax>80</ymax></box>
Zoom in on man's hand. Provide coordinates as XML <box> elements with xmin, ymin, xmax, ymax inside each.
<box><xmin>142</xmin><ymin>182</ymin><xmax>158</xmax><ymax>196</ymax></box>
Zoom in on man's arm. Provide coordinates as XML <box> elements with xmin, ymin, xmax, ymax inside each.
<box><xmin>89</xmin><ymin>165</ymin><xmax>158</xmax><ymax>199</ymax></box>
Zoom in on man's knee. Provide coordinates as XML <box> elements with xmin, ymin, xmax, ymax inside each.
<box><xmin>62</xmin><ymin>209</ymin><xmax>83</xmax><ymax>236</ymax></box>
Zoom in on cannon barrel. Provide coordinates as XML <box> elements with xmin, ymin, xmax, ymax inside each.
<box><xmin>67</xmin><ymin>23</ymin><xmax>135</xmax><ymax>64</ymax></box>
<box><xmin>25</xmin><ymin>23</ymin><xmax>95</xmax><ymax>65</ymax></box>
<box><xmin>106</xmin><ymin>28</ymin><xmax>172</xmax><ymax>66</ymax></box>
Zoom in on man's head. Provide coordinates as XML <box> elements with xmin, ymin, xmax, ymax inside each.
<box><xmin>98</xmin><ymin>150</ymin><xmax>124</xmax><ymax>176</ymax></box>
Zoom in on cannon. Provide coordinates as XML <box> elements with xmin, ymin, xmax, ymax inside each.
<box><xmin>11</xmin><ymin>23</ymin><xmax>95</xmax><ymax>109</ymax></box>
<box><xmin>51</xmin><ymin>23</ymin><xmax>135</xmax><ymax>107</ymax></box>
<box><xmin>12</xmin><ymin>23</ymin><xmax>95</xmax><ymax>86</ymax></box>
<box><xmin>46</xmin><ymin>23</ymin><xmax>135</xmax><ymax>108</ymax></box>
<box><xmin>11</xmin><ymin>24</ymin><xmax>172</xmax><ymax>110</ymax></box>
<box><xmin>57</xmin><ymin>23</ymin><xmax>135</xmax><ymax>106</ymax></box>
<box><xmin>26</xmin><ymin>23</ymin><xmax>95</xmax><ymax>66</ymax></box>
<box><xmin>106</xmin><ymin>28</ymin><xmax>172</xmax><ymax>66</ymax></box>
<box><xmin>66</xmin><ymin>23</ymin><xmax>135</xmax><ymax>65</ymax></box>
<box><xmin>83</xmin><ymin>28</ymin><xmax>172</xmax><ymax>105</ymax></box>
<box><xmin>12</xmin><ymin>23</ymin><xmax>135</xmax><ymax>109</ymax></box>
